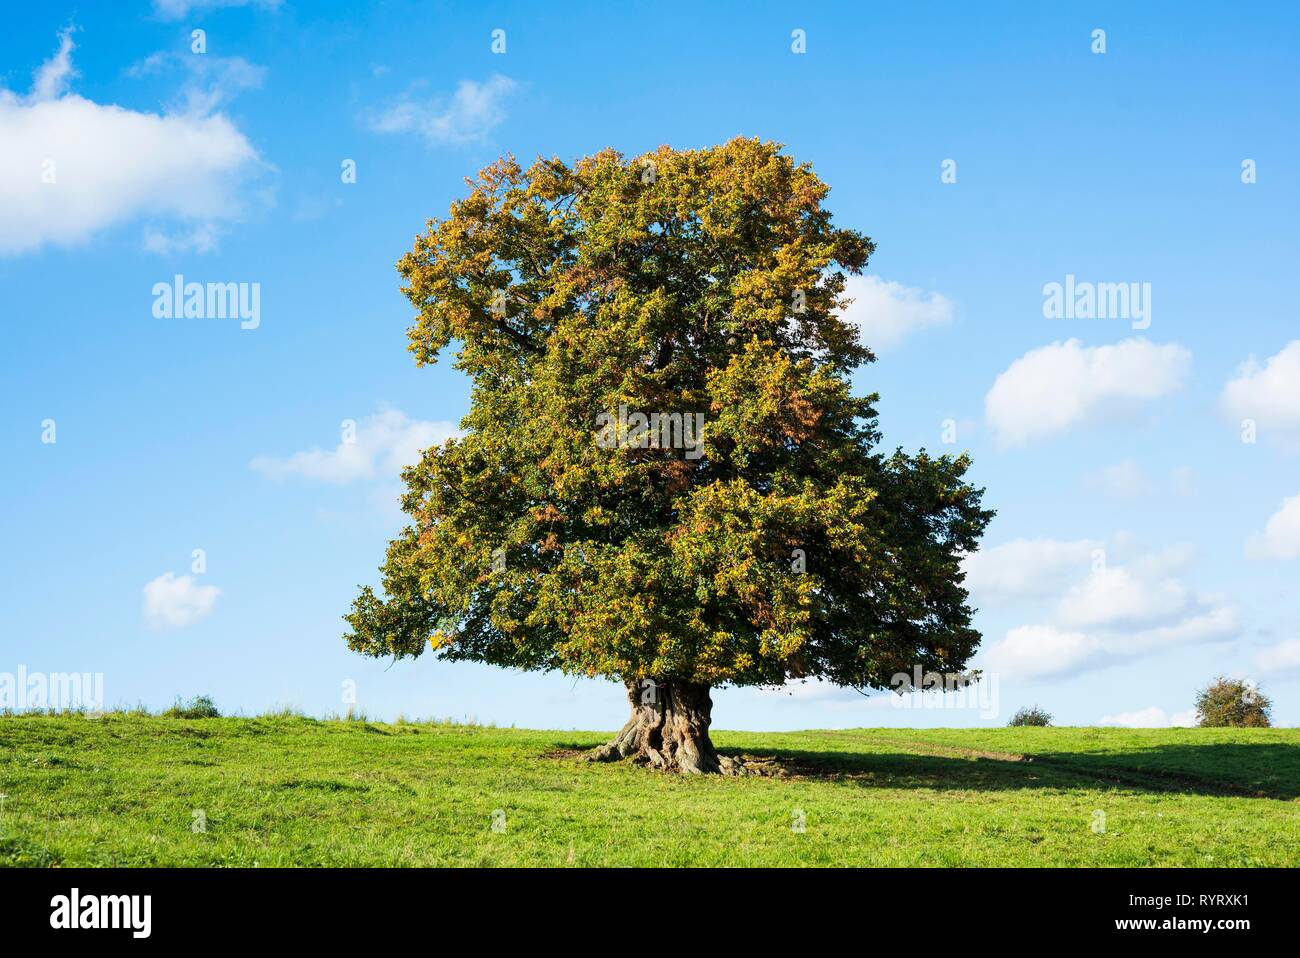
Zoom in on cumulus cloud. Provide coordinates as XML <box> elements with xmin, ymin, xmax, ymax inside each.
<box><xmin>983</xmin><ymin>625</ymin><xmax>1099</xmax><ymax>680</ymax></box>
<box><xmin>962</xmin><ymin>537</ymin><xmax>1100</xmax><ymax>603</ymax></box>
<box><xmin>0</xmin><ymin>30</ymin><xmax>262</xmax><ymax>256</ymax></box>
<box><xmin>1221</xmin><ymin>341</ymin><xmax>1300</xmax><ymax>445</ymax></box>
<box><xmin>1097</xmin><ymin>707</ymin><xmax>1198</xmax><ymax>728</ymax></box>
<box><xmin>143</xmin><ymin>572</ymin><xmax>220</xmax><ymax>629</ymax></box>
<box><xmin>369</xmin><ymin>75</ymin><xmax>516</xmax><ymax>146</ymax></box>
<box><xmin>1246</xmin><ymin>493</ymin><xmax>1300</xmax><ymax>560</ymax></box>
<box><xmin>1116</xmin><ymin>605</ymin><xmax>1240</xmax><ymax>657</ymax></box>
<box><xmin>1057</xmin><ymin>565</ymin><xmax>1190</xmax><ymax>629</ymax></box>
<box><xmin>976</xmin><ymin>537</ymin><xmax>1237</xmax><ymax>680</ymax></box>
<box><xmin>251</xmin><ymin>408</ymin><xmax>460</xmax><ymax>484</ymax></box>
<box><xmin>984</xmin><ymin>338</ymin><xmax>1191</xmax><ymax>447</ymax></box>
<box><xmin>838</xmin><ymin>275</ymin><xmax>955</xmax><ymax>353</ymax></box>
<box><xmin>1255</xmin><ymin>637</ymin><xmax>1300</xmax><ymax>677</ymax></box>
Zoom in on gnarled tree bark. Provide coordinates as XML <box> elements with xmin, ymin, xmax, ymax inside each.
<box><xmin>585</xmin><ymin>679</ymin><xmax>740</xmax><ymax>774</ymax></box>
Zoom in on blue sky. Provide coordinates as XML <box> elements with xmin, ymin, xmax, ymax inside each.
<box><xmin>3</xmin><ymin>0</ymin><xmax>1299</xmax><ymax>730</ymax></box>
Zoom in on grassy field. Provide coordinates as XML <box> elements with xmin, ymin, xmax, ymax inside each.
<box><xmin>1</xmin><ymin>714</ymin><xmax>1297</xmax><ymax>867</ymax></box>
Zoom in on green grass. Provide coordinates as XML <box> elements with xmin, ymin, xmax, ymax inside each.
<box><xmin>1</xmin><ymin>714</ymin><xmax>1297</xmax><ymax>866</ymax></box>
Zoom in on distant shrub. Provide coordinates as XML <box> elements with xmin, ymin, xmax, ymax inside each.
<box><xmin>1009</xmin><ymin>705</ymin><xmax>1052</xmax><ymax>727</ymax></box>
<box><xmin>164</xmin><ymin>695</ymin><xmax>221</xmax><ymax>719</ymax></box>
<box><xmin>1195</xmin><ymin>677</ymin><xmax>1271</xmax><ymax>728</ymax></box>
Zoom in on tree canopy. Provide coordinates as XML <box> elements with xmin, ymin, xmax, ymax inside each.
<box><xmin>345</xmin><ymin>138</ymin><xmax>991</xmax><ymax>725</ymax></box>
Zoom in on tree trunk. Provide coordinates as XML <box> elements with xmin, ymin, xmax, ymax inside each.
<box><xmin>586</xmin><ymin>679</ymin><xmax>738</xmax><ymax>775</ymax></box>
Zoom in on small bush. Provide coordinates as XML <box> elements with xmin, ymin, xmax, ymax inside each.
<box><xmin>1009</xmin><ymin>705</ymin><xmax>1052</xmax><ymax>727</ymax></box>
<box><xmin>164</xmin><ymin>695</ymin><xmax>221</xmax><ymax>719</ymax></box>
<box><xmin>1195</xmin><ymin>677</ymin><xmax>1271</xmax><ymax>728</ymax></box>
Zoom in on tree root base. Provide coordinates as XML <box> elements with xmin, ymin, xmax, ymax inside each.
<box><xmin>573</xmin><ymin>680</ymin><xmax>792</xmax><ymax>776</ymax></box>
<box><xmin>580</xmin><ymin>745</ymin><xmax>784</xmax><ymax>777</ymax></box>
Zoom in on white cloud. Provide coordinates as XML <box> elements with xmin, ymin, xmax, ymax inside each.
<box><xmin>975</xmin><ymin>537</ymin><xmax>1237</xmax><ymax>681</ymax></box>
<box><xmin>1098</xmin><ymin>707</ymin><xmax>1197</xmax><ymax>728</ymax></box>
<box><xmin>1221</xmin><ymin>340</ymin><xmax>1300</xmax><ymax>444</ymax></box>
<box><xmin>251</xmin><ymin>408</ymin><xmax>460</xmax><ymax>484</ymax></box>
<box><xmin>988</xmin><ymin>606</ymin><xmax>1240</xmax><ymax>683</ymax></box>
<box><xmin>32</xmin><ymin>27</ymin><xmax>77</xmax><ymax>101</ymax></box>
<box><xmin>1255</xmin><ymin>637</ymin><xmax>1300</xmax><ymax>676</ymax></box>
<box><xmin>838</xmin><ymin>275</ymin><xmax>955</xmax><ymax>353</ymax></box>
<box><xmin>153</xmin><ymin>0</ymin><xmax>282</xmax><ymax>19</ymax></box>
<box><xmin>1246</xmin><ymin>493</ymin><xmax>1300</xmax><ymax>560</ymax></box>
<box><xmin>129</xmin><ymin>51</ymin><xmax>266</xmax><ymax>117</ymax></box>
<box><xmin>983</xmin><ymin>625</ymin><xmax>1100</xmax><ymax>680</ymax></box>
<box><xmin>369</xmin><ymin>75</ymin><xmax>517</xmax><ymax>146</ymax></box>
<box><xmin>1057</xmin><ymin>566</ymin><xmax>1190</xmax><ymax>628</ymax></box>
<box><xmin>1116</xmin><ymin>605</ymin><xmax>1239</xmax><ymax>656</ymax></box>
<box><xmin>984</xmin><ymin>338</ymin><xmax>1191</xmax><ymax>447</ymax></box>
<box><xmin>0</xmin><ymin>30</ymin><xmax>262</xmax><ymax>256</ymax></box>
<box><xmin>962</xmin><ymin>537</ymin><xmax>1099</xmax><ymax>602</ymax></box>
<box><xmin>143</xmin><ymin>572</ymin><xmax>220</xmax><ymax>629</ymax></box>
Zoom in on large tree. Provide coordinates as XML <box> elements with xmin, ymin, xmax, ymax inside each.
<box><xmin>345</xmin><ymin>139</ymin><xmax>992</xmax><ymax>773</ymax></box>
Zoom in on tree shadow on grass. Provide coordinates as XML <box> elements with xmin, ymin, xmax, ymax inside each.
<box><xmin>754</xmin><ymin>742</ymin><xmax>1300</xmax><ymax>800</ymax></box>
<box><xmin>550</xmin><ymin>739</ymin><xmax>1300</xmax><ymax>800</ymax></box>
